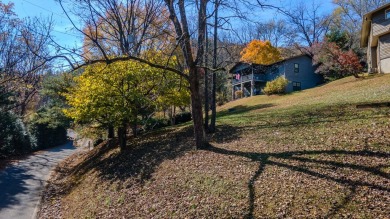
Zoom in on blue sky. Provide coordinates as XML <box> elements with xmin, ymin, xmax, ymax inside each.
<box><xmin>4</xmin><ymin>0</ymin><xmax>81</xmax><ymax>48</ymax></box>
<box><xmin>4</xmin><ymin>0</ymin><xmax>336</xmax><ymax>50</ymax></box>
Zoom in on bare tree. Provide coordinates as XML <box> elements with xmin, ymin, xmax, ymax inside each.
<box><xmin>204</xmin><ymin>24</ymin><xmax>209</xmax><ymax>130</ymax></box>
<box><xmin>283</xmin><ymin>1</ymin><xmax>332</xmax><ymax>50</ymax></box>
<box><xmin>0</xmin><ymin>2</ymin><xmax>52</xmax><ymax>115</ymax></box>
<box><xmin>209</xmin><ymin>0</ymin><xmax>219</xmax><ymax>133</ymax></box>
<box><xmin>334</xmin><ymin>0</ymin><xmax>389</xmax><ymax>20</ymax></box>
<box><xmin>56</xmin><ymin>0</ymin><xmax>210</xmax><ymax>148</ymax></box>
<box><xmin>54</xmin><ymin>0</ymin><xmax>281</xmax><ymax>148</ymax></box>
<box><xmin>254</xmin><ymin>19</ymin><xmax>289</xmax><ymax>47</ymax></box>
<box><xmin>253</xmin><ymin>0</ymin><xmax>331</xmax><ymax>54</ymax></box>
<box><xmin>332</xmin><ymin>0</ymin><xmax>390</xmax><ymax>53</ymax></box>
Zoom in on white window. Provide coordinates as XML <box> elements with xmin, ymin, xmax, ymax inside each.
<box><xmin>292</xmin><ymin>81</ymin><xmax>301</xmax><ymax>91</ymax></box>
<box><xmin>294</xmin><ymin>63</ymin><xmax>299</xmax><ymax>73</ymax></box>
<box><xmin>386</xmin><ymin>9</ymin><xmax>390</xmax><ymax>19</ymax></box>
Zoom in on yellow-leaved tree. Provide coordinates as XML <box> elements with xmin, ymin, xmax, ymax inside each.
<box><xmin>240</xmin><ymin>40</ymin><xmax>282</xmax><ymax>65</ymax></box>
<box><xmin>63</xmin><ymin>54</ymin><xmax>189</xmax><ymax>150</ymax></box>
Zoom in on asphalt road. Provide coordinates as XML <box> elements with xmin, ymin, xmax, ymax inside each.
<box><xmin>0</xmin><ymin>141</ymin><xmax>79</xmax><ymax>219</ymax></box>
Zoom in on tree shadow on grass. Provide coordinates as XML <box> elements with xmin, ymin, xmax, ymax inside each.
<box><xmin>217</xmin><ymin>103</ymin><xmax>275</xmax><ymax>118</ymax></box>
<box><xmin>53</xmin><ymin>125</ymin><xmax>243</xmax><ymax>200</ymax></box>
<box><xmin>204</xmin><ymin>144</ymin><xmax>390</xmax><ymax>218</ymax></box>
<box><xmin>209</xmin><ymin>124</ymin><xmax>243</xmax><ymax>144</ymax></box>
<box><xmin>69</xmin><ymin>126</ymin><xmax>195</xmax><ymax>187</ymax></box>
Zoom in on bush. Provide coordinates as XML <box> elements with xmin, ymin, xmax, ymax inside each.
<box><xmin>235</xmin><ymin>90</ymin><xmax>243</xmax><ymax>99</ymax></box>
<box><xmin>144</xmin><ymin>118</ymin><xmax>170</xmax><ymax>130</ymax></box>
<box><xmin>0</xmin><ymin>112</ymin><xmax>36</xmax><ymax>157</ymax></box>
<box><xmin>93</xmin><ymin>138</ymin><xmax>104</xmax><ymax>146</ymax></box>
<box><xmin>217</xmin><ymin>92</ymin><xmax>229</xmax><ymax>106</ymax></box>
<box><xmin>28</xmin><ymin>105</ymin><xmax>70</xmax><ymax>150</ymax></box>
<box><xmin>143</xmin><ymin>112</ymin><xmax>191</xmax><ymax>131</ymax></box>
<box><xmin>173</xmin><ymin>112</ymin><xmax>192</xmax><ymax>124</ymax></box>
<box><xmin>263</xmin><ymin>76</ymin><xmax>289</xmax><ymax>95</ymax></box>
<box><xmin>29</xmin><ymin>122</ymin><xmax>67</xmax><ymax>150</ymax></box>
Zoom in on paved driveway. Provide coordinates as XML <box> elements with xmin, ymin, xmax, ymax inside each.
<box><xmin>0</xmin><ymin>141</ymin><xmax>79</xmax><ymax>219</ymax></box>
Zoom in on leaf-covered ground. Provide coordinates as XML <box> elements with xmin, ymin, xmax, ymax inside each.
<box><xmin>38</xmin><ymin>75</ymin><xmax>390</xmax><ymax>218</ymax></box>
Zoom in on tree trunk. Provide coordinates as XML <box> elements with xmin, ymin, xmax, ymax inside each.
<box><xmin>108</xmin><ymin>125</ymin><xmax>114</xmax><ymax>138</ymax></box>
<box><xmin>117</xmin><ymin>124</ymin><xmax>126</xmax><ymax>151</ymax></box>
<box><xmin>173</xmin><ymin>106</ymin><xmax>176</xmax><ymax>125</ymax></box>
<box><xmin>189</xmin><ymin>68</ymin><xmax>206</xmax><ymax>149</ymax></box>
<box><xmin>132</xmin><ymin>115</ymin><xmax>138</xmax><ymax>137</ymax></box>
<box><xmin>209</xmin><ymin>1</ymin><xmax>218</xmax><ymax>133</ymax></box>
<box><xmin>164</xmin><ymin>0</ymin><xmax>207</xmax><ymax>149</ymax></box>
<box><xmin>204</xmin><ymin>23</ymin><xmax>209</xmax><ymax>131</ymax></box>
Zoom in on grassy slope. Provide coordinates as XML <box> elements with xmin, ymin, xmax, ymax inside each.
<box><xmin>39</xmin><ymin>75</ymin><xmax>390</xmax><ymax>218</ymax></box>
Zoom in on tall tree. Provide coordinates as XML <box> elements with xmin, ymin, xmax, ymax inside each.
<box><xmin>64</xmin><ymin>57</ymin><xmax>183</xmax><ymax>150</ymax></box>
<box><xmin>57</xmin><ymin>0</ymin><xmax>276</xmax><ymax>148</ymax></box>
<box><xmin>204</xmin><ymin>24</ymin><xmax>209</xmax><ymax>130</ymax></box>
<box><xmin>312</xmin><ymin>41</ymin><xmax>362</xmax><ymax>79</ymax></box>
<box><xmin>0</xmin><ymin>2</ymin><xmax>52</xmax><ymax>115</ymax></box>
<box><xmin>58</xmin><ymin>0</ymin><xmax>211</xmax><ymax>148</ymax></box>
<box><xmin>255</xmin><ymin>19</ymin><xmax>289</xmax><ymax>48</ymax></box>
<box><xmin>261</xmin><ymin>0</ymin><xmax>332</xmax><ymax>54</ymax></box>
<box><xmin>240</xmin><ymin>40</ymin><xmax>282</xmax><ymax>65</ymax></box>
<box><xmin>209</xmin><ymin>0</ymin><xmax>219</xmax><ymax>133</ymax></box>
<box><xmin>332</xmin><ymin>0</ymin><xmax>390</xmax><ymax>55</ymax></box>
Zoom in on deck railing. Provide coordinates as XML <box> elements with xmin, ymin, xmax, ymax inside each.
<box><xmin>232</xmin><ymin>74</ymin><xmax>265</xmax><ymax>85</ymax></box>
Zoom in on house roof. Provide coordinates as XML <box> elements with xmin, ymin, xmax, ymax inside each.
<box><xmin>361</xmin><ymin>2</ymin><xmax>390</xmax><ymax>48</ymax></box>
<box><xmin>229</xmin><ymin>54</ymin><xmax>311</xmax><ymax>74</ymax></box>
<box><xmin>228</xmin><ymin>62</ymin><xmax>252</xmax><ymax>73</ymax></box>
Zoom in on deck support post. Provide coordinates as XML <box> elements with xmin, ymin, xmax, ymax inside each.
<box><xmin>250</xmin><ymin>64</ymin><xmax>254</xmax><ymax>96</ymax></box>
<box><xmin>241</xmin><ymin>82</ymin><xmax>243</xmax><ymax>96</ymax></box>
<box><xmin>251</xmin><ymin>81</ymin><xmax>254</xmax><ymax>96</ymax></box>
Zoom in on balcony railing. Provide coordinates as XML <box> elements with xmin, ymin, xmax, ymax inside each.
<box><xmin>232</xmin><ymin>74</ymin><xmax>265</xmax><ymax>85</ymax></box>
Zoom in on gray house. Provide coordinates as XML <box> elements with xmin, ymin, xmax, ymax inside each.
<box><xmin>229</xmin><ymin>55</ymin><xmax>323</xmax><ymax>99</ymax></box>
<box><xmin>361</xmin><ymin>2</ymin><xmax>390</xmax><ymax>73</ymax></box>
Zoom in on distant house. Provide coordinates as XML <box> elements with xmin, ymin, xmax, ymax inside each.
<box><xmin>361</xmin><ymin>3</ymin><xmax>390</xmax><ymax>73</ymax></box>
<box><xmin>229</xmin><ymin>55</ymin><xmax>323</xmax><ymax>99</ymax></box>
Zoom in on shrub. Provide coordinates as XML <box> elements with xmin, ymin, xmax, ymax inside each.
<box><xmin>93</xmin><ymin>138</ymin><xmax>104</xmax><ymax>146</ymax></box>
<box><xmin>217</xmin><ymin>92</ymin><xmax>228</xmax><ymax>106</ymax></box>
<box><xmin>235</xmin><ymin>90</ymin><xmax>243</xmax><ymax>99</ymax></box>
<box><xmin>173</xmin><ymin>112</ymin><xmax>192</xmax><ymax>124</ymax></box>
<box><xmin>263</xmin><ymin>76</ymin><xmax>289</xmax><ymax>95</ymax></box>
<box><xmin>29</xmin><ymin>122</ymin><xmax>67</xmax><ymax>150</ymax></box>
<box><xmin>0</xmin><ymin>112</ymin><xmax>36</xmax><ymax>157</ymax></box>
<box><xmin>28</xmin><ymin>105</ymin><xmax>70</xmax><ymax>150</ymax></box>
<box><xmin>144</xmin><ymin>118</ymin><xmax>170</xmax><ymax>130</ymax></box>
<box><xmin>143</xmin><ymin>112</ymin><xmax>191</xmax><ymax>131</ymax></box>
<box><xmin>312</xmin><ymin>41</ymin><xmax>362</xmax><ymax>79</ymax></box>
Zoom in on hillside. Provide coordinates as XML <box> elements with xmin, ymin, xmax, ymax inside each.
<box><xmin>39</xmin><ymin>75</ymin><xmax>390</xmax><ymax>218</ymax></box>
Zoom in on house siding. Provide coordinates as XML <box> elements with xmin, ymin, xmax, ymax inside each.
<box><xmin>372</xmin><ymin>19</ymin><xmax>390</xmax><ymax>37</ymax></box>
<box><xmin>379</xmin><ymin>34</ymin><xmax>390</xmax><ymax>73</ymax></box>
<box><xmin>372</xmin><ymin>8</ymin><xmax>390</xmax><ymax>37</ymax></box>
<box><xmin>265</xmin><ymin>64</ymin><xmax>285</xmax><ymax>81</ymax></box>
<box><xmin>229</xmin><ymin>55</ymin><xmax>323</xmax><ymax>99</ymax></box>
<box><xmin>365</xmin><ymin>7</ymin><xmax>390</xmax><ymax>73</ymax></box>
<box><xmin>367</xmin><ymin>33</ymin><xmax>373</xmax><ymax>71</ymax></box>
<box><xmin>379</xmin><ymin>34</ymin><xmax>390</xmax><ymax>59</ymax></box>
<box><xmin>372</xmin><ymin>9</ymin><xmax>386</xmax><ymax>23</ymax></box>
<box><xmin>232</xmin><ymin>63</ymin><xmax>250</xmax><ymax>72</ymax></box>
<box><xmin>283</xmin><ymin>56</ymin><xmax>323</xmax><ymax>92</ymax></box>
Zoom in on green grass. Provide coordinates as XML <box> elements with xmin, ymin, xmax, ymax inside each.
<box><xmin>39</xmin><ymin>75</ymin><xmax>390</xmax><ymax>218</ymax></box>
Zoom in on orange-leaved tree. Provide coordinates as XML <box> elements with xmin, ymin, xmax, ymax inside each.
<box><xmin>240</xmin><ymin>40</ymin><xmax>282</xmax><ymax>65</ymax></box>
